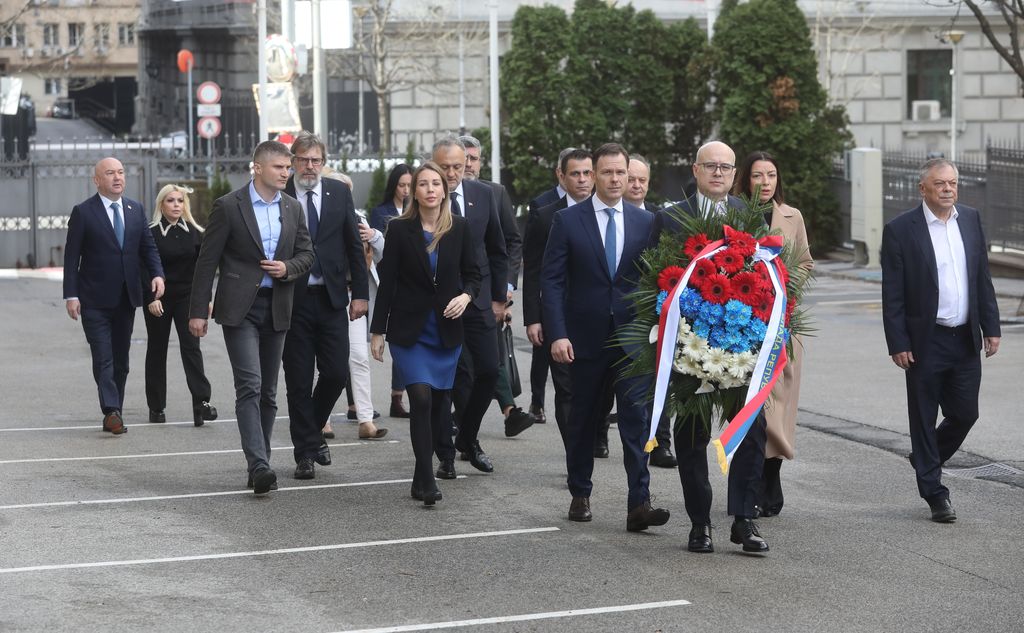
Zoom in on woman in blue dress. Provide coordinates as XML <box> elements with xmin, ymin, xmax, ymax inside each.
<box><xmin>370</xmin><ymin>162</ymin><xmax>480</xmax><ymax>506</ymax></box>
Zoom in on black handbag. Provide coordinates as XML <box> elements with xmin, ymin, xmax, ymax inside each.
<box><xmin>502</xmin><ymin>322</ymin><xmax>522</xmax><ymax>398</ymax></box>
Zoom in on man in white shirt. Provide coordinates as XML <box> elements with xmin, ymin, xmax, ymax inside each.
<box><xmin>882</xmin><ymin>158</ymin><xmax>1001</xmax><ymax>523</ymax></box>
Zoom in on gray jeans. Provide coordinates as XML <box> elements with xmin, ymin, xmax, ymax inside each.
<box><xmin>222</xmin><ymin>295</ymin><xmax>287</xmax><ymax>474</ymax></box>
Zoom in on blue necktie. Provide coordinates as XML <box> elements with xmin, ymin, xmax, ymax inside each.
<box><xmin>450</xmin><ymin>192</ymin><xmax>462</xmax><ymax>217</ymax></box>
<box><xmin>306</xmin><ymin>191</ymin><xmax>322</xmax><ymax>278</ymax></box>
<box><xmin>111</xmin><ymin>202</ymin><xmax>124</xmax><ymax>248</ymax></box>
<box><xmin>604</xmin><ymin>208</ymin><xmax>617</xmax><ymax>278</ymax></box>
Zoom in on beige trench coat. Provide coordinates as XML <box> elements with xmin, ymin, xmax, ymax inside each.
<box><xmin>765</xmin><ymin>202</ymin><xmax>813</xmax><ymax>460</ymax></box>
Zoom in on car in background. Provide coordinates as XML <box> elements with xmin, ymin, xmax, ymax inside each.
<box><xmin>158</xmin><ymin>130</ymin><xmax>188</xmax><ymax>158</ymax></box>
<box><xmin>48</xmin><ymin>98</ymin><xmax>76</xmax><ymax>119</ymax></box>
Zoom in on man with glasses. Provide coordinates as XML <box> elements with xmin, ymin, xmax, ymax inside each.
<box><xmin>282</xmin><ymin>132</ymin><xmax>371</xmax><ymax>480</ymax></box>
<box><xmin>648</xmin><ymin>140</ymin><xmax>771</xmax><ymax>555</ymax></box>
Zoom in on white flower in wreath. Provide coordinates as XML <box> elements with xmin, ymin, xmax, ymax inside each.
<box><xmin>681</xmin><ymin>332</ymin><xmax>707</xmax><ymax>362</ymax></box>
<box><xmin>726</xmin><ymin>353</ymin><xmax>749</xmax><ymax>379</ymax></box>
<box><xmin>673</xmin><ymin>352</ymin><xmax>705</xmax><ymax>378</ymax></box>
<box><xmin>676</xmin><ymin>319</ymin><xmax>691</xmax><ymax>338</ymax></box>
<box><xmin>702</xmin><ymin>347</ymin><xmax>729</xmax><ymax>376</ymax></box>
<box><xmin>736</xmin><ymin>351</ymin><xmax>758</xmax><ymax>375</ymax></box>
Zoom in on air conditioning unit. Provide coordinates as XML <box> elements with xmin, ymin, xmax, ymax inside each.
<box><xmin>911</xmin><ymin>100</ymin><xmax>941</xmax><ymax>121</ymax></box>
<box><xmin>96</xmin><ymin>46</ymin><xmax>108</xmax><ymax>56</ymax></box>
<box><xmin>40</xmin><ymin>47</ymin><xmax>51</xmax><ymax>57</ymax></box>
<box><xmin>55</xmin><ymin>47</ymin><xmax>64</xmax><ymax>56</ymax></box>
<box><xmin>22</xmin><ymin>48</ymin><xmax>34</xmax><ymax>58</ymax></box>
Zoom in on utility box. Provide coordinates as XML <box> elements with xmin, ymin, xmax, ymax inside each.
<box><xmin>849</xmin><ymin>148</ymin><xmax>883</xmax><ymax>268</ymax></box>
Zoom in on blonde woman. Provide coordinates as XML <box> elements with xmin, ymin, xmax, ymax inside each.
<box><xmin>143</xmin><ymin>184</ymin><xmax>217</xmax><ymax>427</ymax></box>
<box><xmin>370</xmin><ymin>162</ymin><xmax>480</xmax><ymax>506</ymax></box>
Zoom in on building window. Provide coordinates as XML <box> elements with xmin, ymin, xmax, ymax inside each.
<box><xmin>118</xmin><ymin>23</ymin><xmax>135</xmax><ymax>46</ymax></box>
<box><xmin>1</xmin><ymin>24</ymin><xmax>26</xmax><ymax>48</ymax></box>
<box><xmin>907</xmin><ymin>49</ymin><xmax>953</xmax><ymax>120</ymax></box>
<box><xmin>45</xmin><ymin>78</ymin><xmax>62</xmax><ymax>95</ymax></box>
<box><xmin>68</xmin><ymin>23</ymin><xmax>85</xmax><ymax>48</ymax></box>
<box><xmin>93</xmin><ymin>23</ymin><xmax>110</xmax><ymax>50</ymax></box>
<box><xmin>43</xmin><ymin>23</ymin><xmax>60</xmax><ymax>47</ymax></box>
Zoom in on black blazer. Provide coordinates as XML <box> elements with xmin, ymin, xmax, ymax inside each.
<box><xmin>459</xmin><ymin>178</ymin><xmax>509</xmax><ymax>310</ymax></box>
<box><xmin>649</xmin><ymin>193</ymin><xmax>746</xmax><ymax>244</ymax></box>
<box><xmin>522</xmin><ymin>195</ymin><xmax>568</xmax><ymax>326</ymax></box>
<box><xmin>284</xmin><ymin>176</ymin><xmax>369</xmax><ymax>310</ymax></box>
<box><xmin>370</xmin><ymin>215</ymin><xmax>481</xmax><ymax>349</ymax></box>
<box><xmin>485</xmin><ymin>179</ymin><xmax>523</xmax><ymax>288</ymax></box>
<box><xmin>881</xmin><ymin>203</ymin><xmax>1000</xmax><ymax>360</ymax></box>
<box><xmin>528</xmin><ymin>186</ymin><xmax>561</xmax><ymax>217</ymax></box>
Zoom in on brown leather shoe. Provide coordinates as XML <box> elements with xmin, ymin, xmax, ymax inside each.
<box><xmin>390</xmin><ymin>394</ymin><xmax>410</xmax><ymax>418</ymax></box>
<box><xmin>102</xmin><ymin>411</ymin><xmax>127</xmax><ymax>435</ymax></box>
<box><xmin>626</xmin><ymin>499</ymin><xmax>670</xmax><ymax>532</ymax></box>
<box><xmin>568</xmin><ymin>496</ymin><xmax>592</xmax><ymax>522</ymax></box>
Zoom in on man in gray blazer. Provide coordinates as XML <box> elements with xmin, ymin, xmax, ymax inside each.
<box><xmin>189</xmin><ymin>140</ymin><xmax>314</xmax><ymax>495</ymax></box>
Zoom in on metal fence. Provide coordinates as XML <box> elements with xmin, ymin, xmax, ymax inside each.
<box><xmin>830</xmin><ymin>145</ymin><xmax>1024</xmax><ymax>251</ymax></box>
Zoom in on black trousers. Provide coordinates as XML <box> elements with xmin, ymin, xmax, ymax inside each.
<box><xmin>143</xmin><ymin>287</ymin><xmax>211</xmax><ymax>412</ymax></box>
<box><xmin>80</xmin><ymin>286</ymin><xmax>135</xmax><ymax>415</ymax></box>
<box><xmin>529</xmin><ymin>344</ymin><xmax>550</xmax><ymax>409</ymax></box>
<box><xmin>451</xmin><ymin>304</ymin><xmax>499</xmax><ymax>451</ymax></box>
<box><xmin>595</xmin><ymin>375</ymin><xmax>671</xmax><ymax>450</ymax></box>
<box><xmin>905</xmin><ymin>324</ymin><xmax>981</xmax><ymax>502</ymax></box>
<box><xmin>673</xmin><ymin>409</ymin><xmax>766</xmax><ymax>524</ymax></box>
<box><xmin>283</xmin><ymin>289</ymin><xmax>350</xmax><ymax>462</ymax></box>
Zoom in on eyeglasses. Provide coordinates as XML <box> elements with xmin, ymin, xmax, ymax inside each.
<box><xmin>699</xmin><ymin>162</ymin><xmax>735</xmax><ymax>174</ymax></box>
<box><xmin>295</xmin><ymin>157</ymin><xmax>324</xmax><ymax>167</ymax></box>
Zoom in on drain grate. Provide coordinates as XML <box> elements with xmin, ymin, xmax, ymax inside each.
<box><xmin>943</xmin><ymin>463</ymin><xmax>1024</xmax><ymax>479</ymax></box>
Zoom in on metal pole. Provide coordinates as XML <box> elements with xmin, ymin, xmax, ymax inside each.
<box><xmin>282</xmin><ymin>0</ymin><xmax>296</xmax><ymax>43</ymax></box>
<box><xmin>312</xmin><ymin>0</ymin><xmax>326</xmax><ymax>137</ymax></box>
<box><xmin>950</xmin><ymin>50</ymin><xmax>957</xmax><ymax>161</ymax></box>
<box><xmin>488</xmin><ymin>1</ymin><xmax>500</xmax><ymax>184</ymax></box>
<box><xmin>187</xmin><ymin>59</ymin><xmax>194</xmax><ymax>177</ymax></box>
<box><xmin>458</xmin><ymin>0</ymin><xmax>466</xmax><ymax>134</ymax></box>
<box><xmin>356</xmin><ymin>12</ymin><xmax>364</xmax><ymax>153</ymax></box>
<box><xmin>258</xmin><ymin>0</ymin><xmax>269</xmax><ymax>141</ymax></box>
<box><xmin>707</xmin><ymin>0</ymin><xmax>718</xmax><ymax>42</ymax></box>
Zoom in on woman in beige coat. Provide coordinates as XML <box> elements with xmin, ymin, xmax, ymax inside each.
<box><xmin>735</xmin><ymin>151</ymin><xmax>814</xmax><ymax>517</ymax></box>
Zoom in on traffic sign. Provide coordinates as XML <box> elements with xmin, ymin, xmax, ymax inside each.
<box><xmin>197</xmin><ymin>116</ymin><xmax>222</xmax><ymax>139</ymax></box>
<box><xmin>197</xmin><ymin>103</ymin><xmax>221</xmax><ymax>117</ymax></box>
<box><xmin>196</xmin><ymin>81</ymin><xmax>221</xmax><ymax>105</ymax></box>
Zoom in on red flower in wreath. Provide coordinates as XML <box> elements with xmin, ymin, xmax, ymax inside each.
<box><xmin>752</xmin><ymin>289</ymin><xmax>774</xmax><ymax>322</ymax></box>
<box><xmin>688</xmin><ymin>258</ymin><xmax>717</xmax><ymax>288</ymax></box>
<box><xmin>700</xmin><ymin>273</ymin><xmax>733</xmax><ymax>305</ymax></box>
<box><xmin>712</xmin><ymin>248</ymin><xmax>746</xmax><ymax>274</ymax></box>
<box><xmin>727</xmin><ymin>231</ymin><xmax>757</xmax><ymax>258</ymax></box>
<box><xmin>730</xmin><ymin>271</ymin><xmax>762</xmax><ymax>305</ymax></box>
<box><xmin>684</xmin><ymin>233</ymin><xmax>711</xmax><ymax>259</ymax></box>
<box><xmin>657</xmin><ymin>265</ymin><xmax>685</xmax><ymax>292</ymax></box>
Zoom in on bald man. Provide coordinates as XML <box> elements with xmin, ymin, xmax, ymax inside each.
<box><xmin>64</xmin><ymin>157</ymin><xmax>165</xmax><ymax>434</ymax></box>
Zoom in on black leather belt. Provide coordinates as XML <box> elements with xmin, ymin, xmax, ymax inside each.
<box><xmin>306</xmin><ymin>285</ymin><xmax>327</xmax><ymax>294</ymax></box>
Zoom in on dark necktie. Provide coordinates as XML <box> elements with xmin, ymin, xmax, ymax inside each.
<box><xmin>451</xmin><ymin>192</ymin><xmax>462</xmax><ymax>217</ymax></box>
<box><xmin>604</xmin><ymin>208</ymin><xmax>617</xmax><ymax>278</ymax></box>
<box><xmin>111</xmin><ymin>202</ymin><xmax>124</xmax><ymax>248</ymax></box>
<box><xmin>306</xmin><ymin>190</ymin><xmax>322</xmax><ymax>278</ymax></box>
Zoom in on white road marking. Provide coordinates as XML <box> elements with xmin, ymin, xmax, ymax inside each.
<box><xmin>0</xmin><ymin>476</ymin><xmax>467</xmax><ymax>511</ymax></box>
<box><xmin>812</xmin><ymin>299</ymin><xmax>882</xmax><ymax>306</ymax></box>
<box><xmin>0</xmin><ymin>527</ymin><xmax>560</xmax><ymax>575</ymax></box>
<box><xmin>0</xmin><ymin>415</ymin><xmax>285</xmax><ymax>432</ymax></box>
<box><xmin>330</xmin><ymin>599</ymin><xmax>692</xmax><ymax>633</ymax></box>
<box><xmin>0</xmin><ymin>441</ymin><xmax>399</xmax><ymax>465</ymax></box>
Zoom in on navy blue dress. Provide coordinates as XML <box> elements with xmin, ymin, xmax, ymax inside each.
<box><xmin>388</xmin><ymin>231</ymin><xmax>462</xmax><ymax>389</ymax></box>
<box><xmin>370</xmin><ymin>202</ymin><xmax>400</xmax><ymax>232</ymax></box>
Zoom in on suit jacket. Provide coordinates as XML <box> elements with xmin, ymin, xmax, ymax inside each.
<box><xmin>459</xmin><ymin>178</ymin><xmax>509</xmax><ymax>310</ymax></box>
<box><xmin>484</xmin><ymin>179</ymin><xmax>523</xmax><ymax>288</ymax></box>
<box><xmin>649</xmin><ymin>193</ymin><xmax>745</xmax><ymax>242</ymax></box>
<box><xmin>284</xmin><ymin>176</ymin><xmax>369</xmax><ymax>310</ymax></box>
<box><xmin>369</xmin><ymin>201</ymin><xmax>400</xmax><ymax>232</ymax></box>
<box><xmin>370</xmin><ymin>215</ymin><xmax>481</xmax><ymax>348</ymax></box>
<box><xmin>189</xmin><ymin>184</ymin><xmax>314</xmax><ymax>331</ymax></box>
<box><xmin>881</xmin><ymin>203</ymin><xmax>1000</xmax><ymax>361</ymax></box>
<box><xmin>63</xmin><ymin>193</ymin><xmax>163</xmax><ymax>309</ymax></box>
<box><xmin>529</xmin><ymin>186</ymin><xmax>561</xmax><ymax>217</ymax></box>
<box><xmin>541</xmin><ymin>197</ymin><xmax>654</xmax><ymax>360</ymax></box>
<box><xmin>522</xmin><ymin>195</ymin><xmax>568</xmax><ymax>326</ymax></box>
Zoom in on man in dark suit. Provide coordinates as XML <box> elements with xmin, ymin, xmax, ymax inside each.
<box><xmin>881</xmin><ymin>158</ymin><xmax>1001</xmax><ymax>523</ymax></box>
<box><xmin>650</xmin><ymin>141</ymin><xmax>769</xmax><ymax>554</ymax></box>
<box><xmin>64</xmin><ymin>157</ymin><xmax>165</xmax><ymax>434</ymax></box>
<box><xmin>527</xmin><ymin>148</ymin><xmax>576</xmax><ymax>217</ymax></box>
<box><xmin>432</xmin><ymin>136</ymin><xmax>509</xmax><ymax>477</ymax></box>
<box><xmin>541</xmin><ymin>143</ymin><xmax>670</xmax><ymax>532</ymax></box>
<box><xmin>281</xmin><ymin>132</ymin><xmax>370</xmax><ymax>480</ymax></box>
<box><xmin>189</xmin><ymin>140</ymin><xmax>314</xmax><ymax>495</ymax></box>
<box><xmin>523</xmin><ymin>148</ymin><xmax>593</xmax><ymax>438</ymax></box>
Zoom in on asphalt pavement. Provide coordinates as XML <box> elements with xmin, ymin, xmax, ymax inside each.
<box><xmin>0</xmin><ymin>267</ymin><xmax>1021</xmax><ymax>632</ymax></box>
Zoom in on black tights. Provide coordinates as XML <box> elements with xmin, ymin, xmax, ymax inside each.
<box><xmin>406</xmin><ymin>383</ymin><xmax>451</xmax><ymax>491</ymax></box>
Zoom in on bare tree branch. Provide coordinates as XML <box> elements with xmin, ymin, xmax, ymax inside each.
<box><xmin>954</xmin><ymin>0</ymin><xmax>1024</xmax><ymax>91</ymax></box>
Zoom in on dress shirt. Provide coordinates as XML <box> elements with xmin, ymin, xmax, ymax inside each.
<box><xmin>452</xmin><ymin>182</ymin><xmax>465</xmax><ymax>215</ymax></box>
<box><xmin>592</xmin><ymin>194</ymin><xmax>624</xmax><ymax>273</ymax></box>
<box><xmin>696</xmin><ymin>191</ymin><xmax>726</xmax><ymax>217</ymax></box>
<box><xmin>555</xmin><ymin>184</ymin><xmax>566</xmax><ymax>200</ymax></box>
<box><xmin>98</xmin><ymin>194</ymin><xmax>124</xmax><ymax>229</ymax></box>
<box><xmin>923</xmin><ymin>202</ymin><xmax>969</xmax><ymax>327</ymax></box>
<box><xmin>249</xmin><ymin>181</ymin><xmax>282</xmax><ymax>288</ymax></box>
<box><xmin>295</xmin><ymin>179</ymin><xmax>324</xmax><ymax>286</ymax></box>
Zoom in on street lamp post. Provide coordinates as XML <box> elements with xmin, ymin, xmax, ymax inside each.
<box><xmin>945</xmin><ymin>29</ymin><xmax>965</xmax><ymax>160</ymax></box>
<box><xmin>488</xmin><ymin>0</ymin><xmax>499</xmax><ymax>184</ymax></box>
<box><xmin>353</xmin><ymin>6</ymin><xmax>368</xmax><ymax>154</ymax></box>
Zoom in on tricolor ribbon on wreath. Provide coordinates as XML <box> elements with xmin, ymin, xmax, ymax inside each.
<box><xmin>645</xmin><ymin>225</ymin><xmax>789</xmax><ymax>475</ymax></box>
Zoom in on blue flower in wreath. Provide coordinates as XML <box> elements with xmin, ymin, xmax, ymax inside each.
<box><xmin>743</xmin><ymin>318</ymin><xmax>767</xmax><ymax>344</ymax></box>
<box><xmin>723</xmin><ymin>299</ymin><xmax>752</xmax><ymax>327</ymax></box>
<box><xmin>679</xmin><ymin>287</ymin><xmax>702</xmax><ymax>318</ymax></box>
<box><xmin>692</xmin><ymin>319</ymin><xmax>712</xmax><ymax>339</ymax></box>
<box><xmin>655</xmin><ymin>290</ymin><xmax>669</xmax><ymax>315</ymax></box>
<box><xmin>698</xmin><ymin>302</ymin><xmax>724</xmax><ymax>326</ymax></box>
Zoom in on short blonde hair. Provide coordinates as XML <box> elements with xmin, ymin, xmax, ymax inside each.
<box><xmin>152</xmin><ymin>184</ymin><xmax>204</xmax><ymax>232</ymax></box>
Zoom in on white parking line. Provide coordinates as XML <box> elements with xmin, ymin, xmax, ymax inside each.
<box><xmin>812</xmin><ymin>299</ymin><xmax>882</xmax><ymax>306</ymax></box>
<box><xmin>0</xmin><ymin>476</ymin><xmax>468</xmax><ymax>511</ymax></box>
<box><xmin>0</xmin><ymin>440</ymin><xmax>399</xmax><ymax>465</ymax></box>
<box><xmin>0</xmin><ymin>415</ymin><xmax>283</xmax><ymax>432</ymax></box>
<box><xmin>331</xmin><ymin>599</ymin><xmax>692</xmax><ymax>633</ymax></box>
<box><xmin>0</xmin><ymin>527</ymin><xmax>560</xmax><ymax>575</ymax></box>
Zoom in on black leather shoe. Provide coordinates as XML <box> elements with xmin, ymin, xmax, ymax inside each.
<box><xmin>593</xmin><ymin>436</ymin><xmax>609</xmax><ymax>459</ymax></box>
<box><xmin>529</xmin><ymin>405</ymin><xmax>546</xmax><ymax>424</ymax></box>
<box><xmin>688</xmin><ymin>524</ymin><xmax>714</xmax><ymax>553</ymax></box>
<box><xmin>251</xmin><ymin>468</ymin><xmax>277</xmax><ymax>495</ymax></box>
<box><xmin>626</xmin><ymin>500</ymin><xmax>671</xmax><ymax>532</ymax></box>
<box><xmin>436</xmin><ymin>459</ymin><xmax>457</xmax><ymax>479</ymax></box>
<box><xmin>568</xmin><ymin>496</ymin><xmax>592</xmax><ymax>522</ymax></box>
<box><xmin>314</xmin><ymin>441</ymin><xmax>332</xmax><ymax>466</ymax></box>
<box><xmin>650</xmin><ymin>446</ymin><xmax>677</xmax><ymax>468</ymax></box>
<box><xmin>730</xmin><ymin>518</ymin><xmax>769</xmax><ymax>553</ymax></box>
<box><xmin>458</xmin><ymin>441</ymin><xmax>494</xmax><ymax>473</ymax></box>
<box><xmin>411</xmin><ymin>483</ymin><xmax>442</xmax><ymax>505</ymax></box>
<box><xmin>149</xmin><ymin>410</ymin><xmax>166</xmax><ymax>424</ymax></box>
<box><xmin>193</xmin><ymin>401</ymin><xmax>217</xmax><ymax>427</ymax></box>
<box><xmin>504</xmin><ymin>407</ymin><xmax>535</xmax><ymax>437</ymax></box>
<box><xmin>928</xmin><ymin>497</ymin><xmax>957</xmax><ymax>523</ymax></box>
<box><xmin>348</xmin><ymin>409</ymin><xmax>382</xmax><ymax>420</ymax></box>
<box><xmin>294</xmin><ymin>458</ymin><xmax>315</xmax><ymax>480</ymax></box>
<box><xmin>246</xmin><ymin>474</ymin><xmax>277</xmax><ymax>490</ymax></box>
